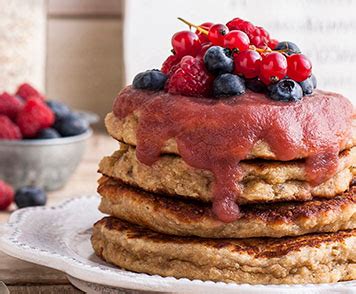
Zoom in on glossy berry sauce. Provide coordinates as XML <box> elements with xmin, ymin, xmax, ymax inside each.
<box><xmin>113</xmin><ymin>86</ymin><xmax>353</xmax><ymax>222</ymax></box>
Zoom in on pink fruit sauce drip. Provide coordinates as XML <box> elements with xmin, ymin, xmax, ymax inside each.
<box><xmin>113</xmin><ymin>86</ymin><xmax>353</xmax><ymax>222</ymax></box>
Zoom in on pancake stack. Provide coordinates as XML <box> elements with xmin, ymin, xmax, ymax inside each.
<box><xmin>92</xmin><ymin>87</ymin><xmax>356</xmax><ymax>285</ymax></box>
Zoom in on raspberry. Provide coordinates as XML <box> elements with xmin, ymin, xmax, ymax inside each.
<box><xmin>0</xmin><ymin>180</ymin><xmax>14</xmax><ymax>210</ymax></box>
<box><xmin>256</xmin><ymin>26</ymin><xmax>269</xmax><ymax>39</ymax></box>
<box><xmin>161</xmin><ymin>55</ymin><xmax>181</xmax><ymax>75</ymax></box>
<box><xmin>16</xmin><ymin>83</ymin><xmax>45</xmax><ymax>100</ymax></box>
<box><xmin>227</xmin><ymin>18</ymin><xmax>256</xmax><ymax>36</ymax></box>
<box><xmin>0</xmin><ymin>92</ymin><xmax>23</xmax><ymax>120</ymax></box>
<box><xmin>167</xmin><ymin>56</ymin><xmax>214</xmax><ymax>97</ymax></box>
<box><xmin>226</xmin><ymin>18</ymin><xmax>271</xmax><ymax>48</ymax></box>
<box><xmin>0</xmin><ymin>115</ymin><xmax>22</xmax><ymax>140</ymax></box>
<box><xmin>268</xmin><ymin>39</ymin><xmax>279</xmax><ymax>50</ymax></box>
<box><xmin>17</xmin><ymin>97</ymin><xmax>55</xmax><ymax>138</ymax></box>
<box><xmin>196</xmin><ymin>42</ymin><xmax>213</xmax><ymax>60</ymax></box>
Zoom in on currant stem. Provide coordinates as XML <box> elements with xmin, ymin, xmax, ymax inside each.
<box><xmin>177</xmin><ymin>17</ymin><xmax>209</xmax><ymax>35</ymax></box>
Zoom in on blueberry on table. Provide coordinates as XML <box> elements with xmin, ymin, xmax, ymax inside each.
<box><xmin>269</xmin><ymin>79</ymin><xmax>303</xmax><ymax>102</ymax></box>
<box><xmin>299</xmin><ymin>77</ymin><xmax>314</xmax><ymax>95</ymax></box>
<box><xmin>204</xmin><ymin>46</ymin><xmax>234</xmax><ymax>75</ymax></box>
<box><xmin>245</xmin><ymin>78</ymin><xmax>267</xmax><ymax>93</ymax></box>
<box><xmin>54</xmin><ymin>112</ymin><xmax>89</xmax><ymax>137</ymax></box>
<box><xmin>15</xmin><ymin>187</ymin><xmax>47</xmax><ymax>208</ymax></box>
<box><xmin>36</xmin><ymin>128</ymin><xmax>61</xmax><ymax>139</ymax></box>
<box><xmin>274</xmin><ymin>41</ymin><xmax>301</xmax><ymax>55</ymax></box>
<box><xmin>213</xmin><ymin>74</ymin><xmax>246</xmax><ymax>97</ymax></box>
<box><xmin>46</xmin><ymin>100</ymin><xmax>71</xmax><ymax>121</ymax></box>
<box><xmin>133</xmin><ymin>70</ymin><xmax>168</xmax><ymax>90</ymax></box>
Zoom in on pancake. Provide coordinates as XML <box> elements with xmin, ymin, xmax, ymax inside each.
<box><xmin>92</xmin><ymin>217</ymin><xmax>356</xmax><ymax>285</ymax></box>
<box><xmin>98</xmin><ymin>145</ymin><xmax>356</xmax><ymax>204</ymax></box>
<box><xmin>98</xmin><ymin>176</ymin><xmax>356</xmax><ymax>238</ymax></box>
<box><xmin>105</xmin><ymin>111</ymin><xmax>356</xmax><ymax>161</ymax></box>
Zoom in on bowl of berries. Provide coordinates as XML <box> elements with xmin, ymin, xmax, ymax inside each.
<box><xmin>0</xmin><ymin>83</ymin><xmax>95</xmax><ymax>191</ymax></box>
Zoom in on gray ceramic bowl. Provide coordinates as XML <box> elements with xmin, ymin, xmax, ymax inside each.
<box><xmin>0</xmin><ymin>129</ymin><xmax>92</xmax><ymax>191</ymax></box>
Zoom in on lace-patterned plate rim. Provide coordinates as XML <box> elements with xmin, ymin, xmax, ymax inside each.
<box><xmin>0</xmin><ymin>196</ymin><xmax>355</xmax><ymax>294</ymax></box>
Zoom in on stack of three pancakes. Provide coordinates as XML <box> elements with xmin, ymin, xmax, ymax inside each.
<box><xmin>92</xmin><ymin>88</ymin><xmax>356</xmax><ymax>284</ymax></box>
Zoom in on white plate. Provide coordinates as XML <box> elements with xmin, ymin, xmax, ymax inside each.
<box><xmin>0</xmin><ymin>196</ymin><xmax>355</xmax><ymax>294</ymax></box>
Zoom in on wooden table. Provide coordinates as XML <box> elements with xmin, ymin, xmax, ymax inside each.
<box><xmin>0</xmin><ymin>133</ymin><xmax>119</xmax><ymax>293</ymax></box>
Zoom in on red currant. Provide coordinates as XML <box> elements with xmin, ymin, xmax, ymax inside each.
<box><xmin>259</xmin><ymin>52</ymin><xmax>287</xmax><ymax>85</ymax></box>
<box><xmin>223</xmin><ymin>30</ymin><xmax>250</xmax><ymax>52</ymax></box>
<box><xmin>195</xmin><ymin>22</ymin><xmax>213</xmax><ymax>44</ymax></box>
<box><xmin>208</xmin><ymin>24</ymin><xmax>229</xmax><ymax>46</ymax></box>
<box><xmin>234</xmin><ymin>50</ymin><xmax>261</xmax><ymax>78</ymax></box>
<box><xmin>287</xmin><ymin>54</ymin><xmax>312</xmax><ymax>82</ymax></box>
<box><xmin>171</xmin><ymin>31</ymin><xmax>201</xmax><ymax>57</ymax></box>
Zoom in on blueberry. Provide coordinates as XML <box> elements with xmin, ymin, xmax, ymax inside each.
<box><xmin>46</xmin><ymin>100</ymin><xmax>71</xmax><ymax>121</ymax></box>
<box><xmin>299</xmin><ymin>77</ymin><xmax>314</xmax><ymax>95</ymax></box>
<box><xmin>310</xmin><ymin>74</ymin><xmax>317</xmax><ymax>89</ymax></box>
<box><xmin>37</xmin><ymin>128</ymin><xmax>61</xmax><ymax>139</ymax></box>
<box><xmin>213</xmin><ymin>74</ymin><xmax>246</xmax><ymax>97</ymax></box>
<box><xmin>245</xmin><ymin>78</ymin><xmax>267</xmax><ymax>93</ymax></box>
<box><xmin>54</xmin><ymin>112</ymin><xmax>89</xmax><ymax>137</ymax></box>
<box><xmin>274</xmin><ymin>41</ymin><xmax>301</xmax><ymax>56</ymax></box>
<box><xmin>15</xmin><ymin>186</ymin><xmax>47</xmax><ymax>208</ymax></box>
<box><xmin>204</xmin><ymin>46</ymin><xmax>234</xmax><ymax>75</ymax></box>
<box><xmin>132</xmin><ymin>69</ymin><xmax>167</xmax><ymax>90</ymax></box>
<box><xmin>269</xmin><ymin>79</ymin><xmax>303</xmax><ymax>102</ymax></box>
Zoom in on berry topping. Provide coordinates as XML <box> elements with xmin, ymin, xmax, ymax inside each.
<box><xmin>245</xmin><ymin>78</ymin><xmax>267</xmax><ymax>93</ymax></box>
<box><xmin>15</xmin><ymin>186</ymin><xmax>47</xmax><ymax>208</ymax></box>
<box><xmin>0</xmin><ymin>115</ymin><xmax>22</xmax><ymax>140</ymax></box>
<box><xmin>269</xmin><ymin>79</ymin><xmax>303</xmax><ymax>102</ymax></box>
<box><xmin>140</xmin><ymin>17</ymin><xmax>316</xmax><ymax>100</ymax></box>
<box><xmin>259</xmin><ymin>52</ymin><xmax>287</xmax><ymax>85</ymax></box>
<box><xmin>54</xmin><ymin>112</ymin><xmax>89</xmax><ymax>137</ymax></box>
<box><xmin>0</xmin><ymin>92</ymin><xmax>23</xmax><ymax>120</ymax></box>
<box><xmin>234</xmin><ymin>50</ymin><xmax>261</xmax><ymax>79</ymax></box>
<box><xmin>0</xmin><ymin>180</ymin><xmax>14</xmax><ymax>211</ymax></box>
<box><xmin>161</xmin><ymin>54</ymin><xmax>181</xmax><ymax>75</ymax></box>
<box><xmin>208</xmin><ymin>24</ymin><xmax>229</xmax><ymax>46</ymax></box>
<box><xmin>274</xmin><ymin>41</ymin><xmax>301</xmax><ymax>55</ymax></box>
<box><xmin>16</xmin><ymin>97</ymin><xmax>55</xmax><ymax>138</ymax></box>
<box><xmin>195</xmin><ymin>22</ymin><xmax>213</xmax><ymax>43</ymax></box>
<box><xmin>167</xmin><ymin>56</ymin><xmax>214</xmax><ymax>97</ymax></box>
<box><xmin>171</xmin><ymin>31</ymin><xmax>201</xmax><ymax>57</ymax></box>
<box><xmin>213</xmin><ymin>73</ymin><xmax>246</xmax><ymax>97</ymax></box>
<box><xmin>133</xmin><ymin>70</ymin><xmax>168</xmax><ymax>91</ymax></box>
<box><xmin>46</xmin><ymin>100</ymin><xmax>71</xmax><ymax>121</ymax></box>
<box><xmin>16</xmin><ymin>83</ymin><xmax>45</xmax><ymax>100</ymax></box>
<box><xmin>223</xmin><ymin>30</ymin><xmax>250</xmax><ymax>52</ymax></box>
<box><xmin>204</xmin><ymin>46</ymin><xmax>234</xmax><ymax>75</ymax></box>
<box><xmin>287</xmin><ymin>54</ymin><xmax>312</xmax><ymax>82</ymax></box>
<box><xmin>37</xmin><ymin>128</ymin><xmax>61</xmax><ymax>139</ymax></box>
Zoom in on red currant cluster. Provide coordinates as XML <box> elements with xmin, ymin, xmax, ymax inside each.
<box><xmin>164</xmin><ymin>18</ymin><xmax>312</xmax><ymax>86</ymax></box>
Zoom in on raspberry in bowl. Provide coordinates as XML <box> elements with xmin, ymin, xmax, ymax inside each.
<box><xmin>0</xmin><ymin>83</ymin><xmax>94</xmax><ymax>190</ymax></box>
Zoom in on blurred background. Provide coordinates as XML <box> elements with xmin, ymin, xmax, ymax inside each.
<box><xmin>0</xmin><ymin>0</ymin><xmax>355</xmax><ymax>130</ymax></box>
